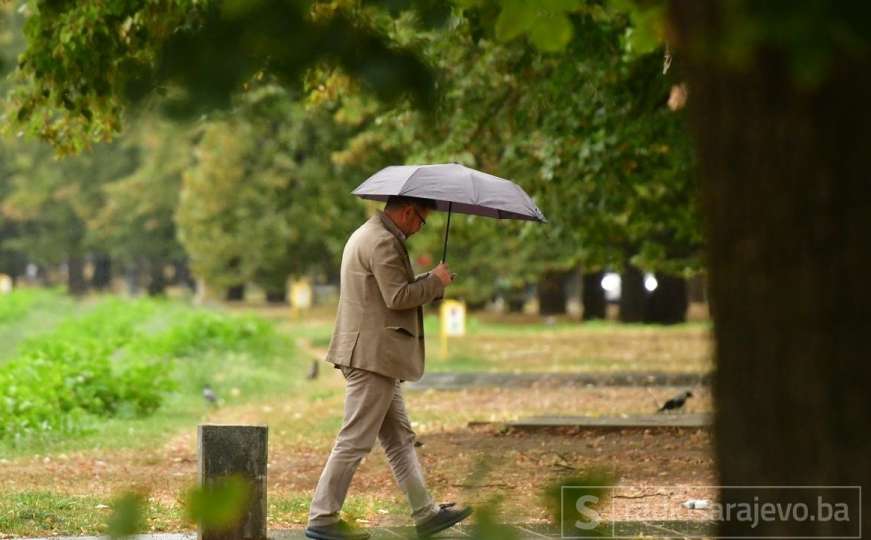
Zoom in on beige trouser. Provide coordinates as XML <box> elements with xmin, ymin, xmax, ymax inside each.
<box><xmin>308</xmin><ymin>366</ymin><xmax>439</xmax><ymax>527</ymax></box>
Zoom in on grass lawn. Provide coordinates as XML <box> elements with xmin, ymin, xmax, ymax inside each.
<box><xmin>0</xmin><ymin>289</ymin><xmax>78</xmax><ymax>363</ymax></box>
<box><xmin>253</xmin><ymin>304</ymin><xmax>713</xmax><ymax>374</ymax></box>
<box><xmin>0</xmin><ymin>296</ymin><xmax>715</xmax><ymax>537</ymax></box>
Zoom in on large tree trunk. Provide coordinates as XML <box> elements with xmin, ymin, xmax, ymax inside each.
<box><xmin>618</xmin><ymin>265</ymin><xmax>646</xmax><ymax>323</ymax></box>
<box><xmin>672</xmin><ymin>2</ymin><xmax>870</xmax><ymax>537</ymax></box>
<box><xmin>581</xmin><ymin>271</ymin><xmax>607</xmax><ymax>320</ymax></box>
<box><xmin>66</xmin><ymin>255</ymin><xmax>87</xmax><ymax>296</ymax></box>
<box><xmin>538</xmin><ymin>270</ymin><xmax>567</xmax><ymax>315</ymax></box>
<box><xmin>644</xmin><ymin>273</ymin><xmax>687</xmax><ymax>325</ymax></box>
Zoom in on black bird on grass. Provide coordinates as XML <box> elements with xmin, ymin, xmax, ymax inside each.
<box><xmin>306</xmin><ymin>360</ymin><xmax>319</xmax><ymax>380</ymax></box>
<box><xmin>658</xmin><ymin>390</ymin><xmax>693</xmax><ymax>412</ymax></box>
<box><xmin>203</xmin><ymin>384</ymin><xmax>219</xmax><ymax>407</ymax></box>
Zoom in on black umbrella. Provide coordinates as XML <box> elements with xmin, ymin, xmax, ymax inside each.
<box><xmin>353</xmin><ymin>163</ymin><xmax>546</xmax><ymax>262</ymax></box>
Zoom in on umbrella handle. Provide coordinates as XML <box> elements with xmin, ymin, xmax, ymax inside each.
<box><xmin>441</xmin><ymin>202</ymin><xmax>452</xmax><ymax>263</ymax></box>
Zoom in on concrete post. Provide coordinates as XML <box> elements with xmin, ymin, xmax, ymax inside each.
<box><xmin>198</xmin><ymin>424</ymin><xmax>268</xmax><ymax>540</ymax></box>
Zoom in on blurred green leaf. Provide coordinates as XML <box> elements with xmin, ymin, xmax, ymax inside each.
<box><xmin>541</xmin><ymin>0</ymin><xmax>583</xmax><ymax>11</ymax></box>
<box><xmin>107</xmin><ymin>492</ymin><xmax>147</xmax><ymax>540</ymax></box>
<box><xmin>494</xmin><ymin>0</ymin><xmax>536</xmax><ymax>41</ymax></box>
<box><xmin>608</xmin><ymin>0</ymin><xmax>666</xmax><ymax>55</ymax></box>
<box><xmin>529</xmin><ymin>13</ymin><xmax>574</xmax><ymax>52</ymax></box>
<box><xmin>185</xmin><ymin>476</ymin><xmax>251</xmax><ymax>531</ymax></box>
<box><xmin>469</xmin><ymin>499</ymin><xmax>521</xmax><ymax>540</ymax></box>
<box><xmin>542</xmin><ymin>471</ymin><xmax>614</xmax><ymax>537</ymax></box>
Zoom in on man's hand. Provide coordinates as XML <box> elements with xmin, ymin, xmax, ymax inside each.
<box><xmin>431</xmin><ymin>262</ymin><xmax>454</xmax><ymax>286</ymax></box>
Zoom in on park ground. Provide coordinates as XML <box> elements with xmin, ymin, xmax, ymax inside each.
<box><xmin>0</xmin><ymin>296</ymin><xmax>715</xmax><ymax>537</ymax></box>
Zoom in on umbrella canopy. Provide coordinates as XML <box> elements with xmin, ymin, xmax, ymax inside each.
<box><xmin>352</xmin><ymin>164</ymin><xmax>546</xmax><ymax>262</ymax></box>
<box><xmin>352</xmin><ymin>163</ymin><xmax>547</xmax><ymax>223</ymax></box>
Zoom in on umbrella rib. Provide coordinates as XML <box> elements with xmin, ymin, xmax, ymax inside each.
<box><xmin>400</xmin><ymin>165</ymin><xmax>425</xmax><ymax>196</ymax></box>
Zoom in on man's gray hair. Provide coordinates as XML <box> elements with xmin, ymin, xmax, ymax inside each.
<box><xmin>385</xmin><ymin>196</ymin><xmax>437</xmax><ymax>211</ymax></box>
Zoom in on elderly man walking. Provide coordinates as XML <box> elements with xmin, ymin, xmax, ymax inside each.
<box><xmin>305</xmin><ymin>196</ymin><xmax>473</xmax><ymax>540</ymax></box>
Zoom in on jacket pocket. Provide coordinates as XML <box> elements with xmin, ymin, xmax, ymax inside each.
<box><xmin>386</xmin><ymin>325</ymin><xmax>417</xmax><ymax>338</ymax></box>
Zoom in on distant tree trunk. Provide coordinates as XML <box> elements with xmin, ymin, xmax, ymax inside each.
<box><xmin>171</xmin><ymin>260</ymin><xmax>197</xmax><ymax>290</ymax></box>
<box><xmin>124</xmin><ymin>262</ymin><xmax>142</xmax><ymax>296</ymax></box>
<box><xmin>506</xmin><ymin>295</ymin><xmax>525</xmax><ymax>313</ymax></box>
<box><xmin>67</xmin><ymin>255</ymin><xmax>87</xmax><ymax>296</ymax></box>
<box><xmin>91</xmin><ymin>254</ymin><xmax>112</xmax><ymax>290</ymax></box>
<box><xmin>538</xmin><ymin>270</ymin><xmax>567</xmax><ymax>315</ymax></box>
<box><xmin>226</xmin><ymin>284</ymin><xmax>245</xmax><ymax>301</ymax></box>
<box><xmin>265</xmin><ymin>288</ymin><xmax>287</xmax><ymax>304</ymax></box>
<box><xmin>581</xmin><ymin>271</ymin><xmax>607</xmax><ymax>320</ymax></box>
<box><xmin>0</xmin><ymin>248</ymin><xmax>26</xmax><ymax>283</ymax></box>
<box><xmin>672</xmin><ymin>2</ymin><xmax>871</xmax><ymax>537</ymax></box>
<box><xmin>686</xmin><ymin>273</ymin><xmax>707</xmax><ymax>304</ymax></box>
<box><xmin>618</xmin><ymin>265</ymin><xmax>646</xmax><ymax>323</ymax></box>
<box><xmin>35</xmin><ymin>264</ymin><xmax>52</xmax><ymax>286</ymax></box>
<box><xmin>644</xmin><ymin>273</ymin><xmax>688</xmax><ymax>325</ymax></box>
<box><xmin>146</xmin><ymin>260</ymin><xmax>167</xmax><ymax>296</ymax></box>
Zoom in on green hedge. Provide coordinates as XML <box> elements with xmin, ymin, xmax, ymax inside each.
<box><xmin>0</xmin><ymin>297</ymin><xmax>277</xmax><ymax>443</ymax></box>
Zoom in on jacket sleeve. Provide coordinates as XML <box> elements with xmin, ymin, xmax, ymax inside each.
<box><xmin>415</xmin><ymin>272</ymin><xmax>444</xmax><ymax>303</ymax></box>
<box><xmin>372</xmin><ymin>236</ymin><xmax>444</xmax><ymax>310</ymax></box>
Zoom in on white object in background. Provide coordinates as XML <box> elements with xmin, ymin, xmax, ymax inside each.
<box><xmin>682</xmin><ymin>499</ymin><xmax>711</xmax><ymax>509</ymax></box>
<box><xmin>600</xmin><ymin>272</ymin><xmax>621</xmax><ymax>302</ymax></box>
<box><xmin>0</xmin><ymin>274</ymin><xmax>12</xmax><ymax>294</ymax></box>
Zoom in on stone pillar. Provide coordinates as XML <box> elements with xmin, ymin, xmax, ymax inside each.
<box><xmin>198</xmin><ymin>425</ymin><xmax>268</xmax><ymax>540</ymax></box>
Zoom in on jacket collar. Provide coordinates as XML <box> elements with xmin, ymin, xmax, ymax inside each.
<box><xmin>376</xmin><ymin>211</ymin><xmax>407</xmax><ymax>243</ymax></box>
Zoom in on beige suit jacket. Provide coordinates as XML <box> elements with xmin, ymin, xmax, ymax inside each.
<box><xmin>324</xmin><ymin>212</ymin><xmax>444</xmax><ymax>381</ymax></box>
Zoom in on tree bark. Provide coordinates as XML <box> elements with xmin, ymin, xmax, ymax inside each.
<box><xmin>146</xmin><ymin>260</ymin><xmax>167</xmax><ymax>296</ymax></box>
<box><xmin>506</xmin><ymin>295</ymin><xmax>526</xmax><ymax>313</ymax></box>
<box><xmin>265</xmin><ymin>288</ymin><xmax>287</xmax><ymax>304</ymax></box>
<box><xmin>686</xmin><ymin>273</ymin><xmax>707</xmax><ymax>304</ymax></box>
<box><xmin>225</xmin><ymin>284</ymin><xmax>245</xmax><ymax>301</ymax></box>
<box><xmin>644</xmin><ymin>273</ymin><xmax>687</xmax><ymax>325</ymax></box>
<box><xmin>581</xmin><ymin>271</ymin><xmax>607</xmax><ymax>320</ymax></box>
<box><xmin>671</xmin><ymin>2</ymin><xmax>871</xmax><ymax>536</ymax></box>
<box><xmin>171</xmin><ymin>260</ymin><xmax>197</xmax><ymax>290</ymax></box>
<box><xmin>538</xmin><ymin>270</ymin><xmax>567</xmax><ymax>315</ymax></box>
<box><xmin>124</xmin><ymin>262</ymin><xmax>142</xmax><ymax>296</ymax></box>
<box><xmin>618</xmin><ymin>265</ymin><xmax>646</xmax><ymax>323</ymax></box>
<box><xmin>91</xmin><ymin>254</ymin><xmax>112</xmax><ymax>290</ymax></box>
<box><xmin>67</xmin><ymin>255</ymin><xmax>87</xmax><ymax>296</ymax></box>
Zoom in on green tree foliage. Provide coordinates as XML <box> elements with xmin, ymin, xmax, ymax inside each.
<box><xmin>88</xmin><ymin>117</ymin><xmax>190</xmax><ymax>277</ymax></box>
<box><xmin>310</xmin><ymin>5</ymin><xmax>699</xmax><ymax>303</ymax></box>
<box><xmin>1</xmin><ymin>0</ymin><xmax>700</xmax><ymax>303</ymax></box>
<box><xmin>176</xmin><ymin>85</ymin><xmax>366</xmax><ymax>294</ymax></box>
<box><xmin>6</xmin><ymin>0</ymin><xmax>435</xmax><ymax>152</ymax></box>
<box><xmin>0</xmin><ymin>139</ymin><xmax>139</xmax><ymax>291</ymax></box>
